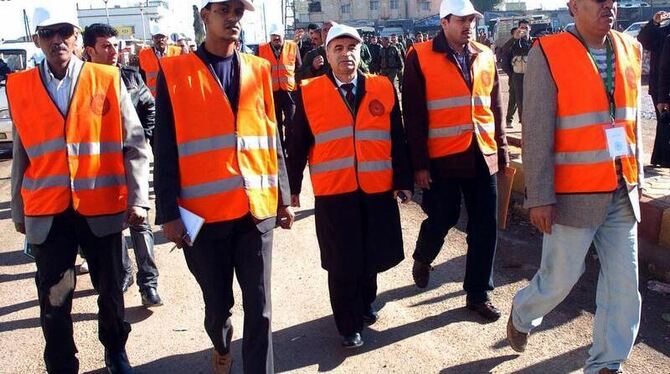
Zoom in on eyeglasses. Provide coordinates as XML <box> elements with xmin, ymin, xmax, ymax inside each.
<box><xmin>37</xmin><ymin>24</ymin><xmax>75</xmax><ymax>39</ymax></box>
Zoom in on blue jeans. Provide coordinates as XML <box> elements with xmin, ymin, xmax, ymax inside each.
<box><xmin>512</xmin><ymin>186</ymin><xmax>641</xmax><ymax>373</ymax></box>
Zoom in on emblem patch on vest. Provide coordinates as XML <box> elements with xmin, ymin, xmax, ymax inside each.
<box><xmin>90</xmin><ymin>94</ymin><xmax>111</xmax><ymax>116</ymax></box>
<box><xmin>481</xmin><ymin>71</ymin><xmax>492</xmax><ymax>87</ymax></box>
<box><xmin>625</xmin><ymin>66</ymin><xmax>637</xmax><ymax>89</ymax></box>
<box><xmin>368</xmin><ymin>99</ymin><xmax>385</xmax><ymax>117</ymax></box>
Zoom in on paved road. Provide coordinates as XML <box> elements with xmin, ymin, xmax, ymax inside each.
<box><xmin>0</xmin><ymin>151</ymin><xmax>668</xmax><ymax>373</ymax></box>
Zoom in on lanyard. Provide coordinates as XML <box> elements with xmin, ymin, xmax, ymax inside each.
<box><xmin>580</xmin><ymin>33</ymin><xmax>616</xmax><ymax>120</ymax></box>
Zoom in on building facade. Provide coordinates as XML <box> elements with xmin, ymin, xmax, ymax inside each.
<box><xmin>296</xmin><ymin>0</ymin><xmax>442</xmax><ymax>24</ymax></box>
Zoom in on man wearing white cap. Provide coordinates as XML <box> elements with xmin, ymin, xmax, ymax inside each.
<box><xmin>138</xmin><ymin>25</ymin><xmax>182</xmax><ymax>96</ymax></box>
<box><xmin>257</xmin><ymin>23</ymin><xmax>302</xmax><ymax>159</ymax></box>
<box><xmin>289</xmin><ymin>24</ymin><xmax>412</xmax><ymax>348</ymax></box>
<box><xmin>153</xmin><ymin>0</ymin><xmax>294</xmax><ymax>373</ymax></box>
<box><xmin>8</xmin><ymin>7</ymin><xmax>150</xmax><ymax>374</ymax></box>
<box><xmin>403</xmin><ymin>0</ymin><xmax>509</xmax><ymax>321</ymax></box>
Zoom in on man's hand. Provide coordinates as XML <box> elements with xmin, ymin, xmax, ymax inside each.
<box><xmin>529</xmin><ymin>205</ymin><xmax>555</xmax><ymax>235</ymax></box>
<box><xmin>312</xmin><ymin>55</ymin><xmax>325</xmax><ymax>70</ymax></box>
<box><xmin>291</xmin><ymin>194</ymin><xmax>301</xmax><ymax>208</ymax></box>
<box><xmin>657</xmin><ymin>102</ymin><xmax>669</xmax><ymax>113</ymax></box>
<box><xmin>162</xmin><ymin>219</ymin><xmax>190</xmax><ymax>248</ymax></box>
<box><xmin>126</xmin><ymin>206</ymin><xmax>147</xmax><ymax>226</ymax></box>
<box><xmin>414</xmin><ymin>169</ymin><xmax>432</xmax><ymax>190</ymax></box>
<box><xmin>277</xmin><ymin>206</ymin><xmax>295</xmax><ymax>229</ymax></box>
<box><xmin>653</xmin><ymin>11</ymin><xmax>669</xmax><ymax>25</ymax></box>
<box><xmin>14</xmin><ymin>222</ymin><xmax>25</xmax><ymax>234</ymax></box>
<box><xmin>394</xmin><ymin>190</ymin><xmax>413</xmax><ymax>204</ymax></box>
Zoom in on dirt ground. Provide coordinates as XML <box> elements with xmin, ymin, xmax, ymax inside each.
<box><xmin>0</xmin><ymin>78</ymin><xmax>668</xmax><ymax>374</ymax></box>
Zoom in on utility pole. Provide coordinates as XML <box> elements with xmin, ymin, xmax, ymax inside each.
<box><xmin>23</xmin><ymin>9</ymin><xmax>32</xmax><ymax>41</ymax></box>
<box><xmin>103</xmin><ymin>0</ymin><xmax>110</xmax><ymax>24</ymax></box>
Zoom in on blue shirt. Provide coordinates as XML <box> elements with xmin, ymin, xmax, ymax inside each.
<box><xmin>202</xmin><ymin>47</ymin><xmax>238</xmax><ymax>110</ymax></box>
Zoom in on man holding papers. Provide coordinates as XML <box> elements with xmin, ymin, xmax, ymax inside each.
<box><xmin>153</xmin><ymin>1</ymin><xmax>294</xmax><ymax>373</ymax></box>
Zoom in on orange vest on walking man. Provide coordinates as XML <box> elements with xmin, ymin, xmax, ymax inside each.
<box><xmin>258</xmin><ymin>40</ymin><xmax>298</xmax><ymax>91</ymax></box>
<box><xmin>138</xmin><ymin>31</ymin><xmax>182</xmax><ymax>96</ymax></box>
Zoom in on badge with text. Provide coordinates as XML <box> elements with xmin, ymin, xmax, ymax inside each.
<box><xmin>368</xmin><ymin>99</ymin><xmax>385</xmax><ymax>117</ymax></box>
<box><xmin>605</xmin><ymin>126</ymin><xmax>630</xmax><ymax>158</ymax></box>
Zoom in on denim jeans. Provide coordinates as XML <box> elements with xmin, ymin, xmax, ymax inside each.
<box><xmin>512</xmin><ymin>186</ymin><xmax>641</xmax><ymax>373</ymax></box>
<box><xmin>122</xmin><ymin>221</ymin><xmax>158</xmax><ymax>291</ymax></box>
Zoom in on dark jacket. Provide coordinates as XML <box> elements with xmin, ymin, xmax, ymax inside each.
<box><xmin>289</xmin><ymin>71</ymin><xmax>412</xmax><ymax>275</ymax></box>
<box><xmin>367</xmin><ymin>43</ymin><xmax>382</xmax><ymax>72</ymax></box>
<box><xmin>402</xmin><ymin>32</ymin><xmax>509</xmax><ymax>179</ymax></box>
<box><xmin>638</xmin><ymin>20</ymin><xmax>670</xmax><ymax>97</ymax></box>
<box><xmin>297</xmin><ymin>46</ymin><xmax>329</xmax><ymax>81</ymax></box>
<box><xmin>298</xmin><ymin>37</ymin><xmax>313</xmax><ymax>60</ymax></box>
<box><xmin>153</xmin><ymin>47</ymin><xmax>291</xmax><ymax>233</ymax></box>
<box><xmin>658</xmin><ymin>35</ymin><xmax>670</xmax><ymax>104</ymax></box>
<box><xmin>120</xmin><ymin>66</ymin><xmax>155</xmax><ymax>140</ymax></box>
<box><xmin>381</xmin><ymin>45</ymin><xmax>403</xmax><ymax>70</ymax></box>
<box><xmin>498</xmin><ymin>37</ymin><xmax>516</xmax><ymax>76</ymax></box>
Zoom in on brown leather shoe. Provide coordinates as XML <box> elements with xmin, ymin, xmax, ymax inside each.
<box><xmin>466</xmin><ymin>300</ymin><xmax>501</xmax><ymax>321</ymax></box>
<box><xmin>598</xmin><ymin>369</ymin><xmax>623</xmax><ymax>374</ymax></box>
<box><xmin>212</xmin><ymin>349</ymin><xmax>232</xmax><ymax>374</ymax></box>
<box><xmin>412</xmin><ymin>260</ymin><xmax>432</xmax><ymax>288</ymax></box>
<box><xmin>506</xmin><ymin>309</ymin><xmax>528</xmax><ymax>353</ymax></box>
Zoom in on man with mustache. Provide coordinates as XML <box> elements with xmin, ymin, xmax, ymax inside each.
<box><xmin>138</xmin><ymin>27</ymin><xmax>182</xmax><ymax>97</ymax></box>
<box><xmin>153</xmin><ymin>0</ymin><xmax>294</xmax><ymax>372</ymax></box>
<box><xmin>257</xmin><ymin>23</ymin><xmax>302</xmax><ymax>159</ymax></box>
<box><xmin>507</xmin><ymin>1</ymin><xmax>644</xmax><ymax>373</ymax></box>
<box><xmin>7</xmin><ymin>7</ymin><xmax>150</xmax><ymax>374</ymax></box>
<box><xmin>289</xmin><ymin>24</ymin><xmax>412</xmax><ymax>349</ymax></box>
<box><xmin>402</xmin><ymin>0</ymin><xmax>509</xmax><ymax>321</ymax></box>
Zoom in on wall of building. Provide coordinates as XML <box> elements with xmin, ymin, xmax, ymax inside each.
<box><xmin>296</xmin><ymin>0</ymin><xmax>442</xmax><ymax>25</ymax></box>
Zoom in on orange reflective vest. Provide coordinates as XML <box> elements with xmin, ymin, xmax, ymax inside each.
<box><xmin>257</xmin><ymin>41</ymin><xmax>298</xmax><ymax>91</ymax></box>
<box><xmin>301</xmin><ymin>74</ymin><xmax>395</xmax><ymax>196</ymax></box>
<box><xmin>539</xmin><ymin>31</ymin><xmax>640</xmax><ymax>193</ymax></box>
<box><xmin>138</xmin><ymin>46</ymin><xmax>181</xmax><ymax>96</ymax></box>
<box><xmin>413</xmin><ymin>40</ymin><xmax>498</xmax><ymax>158</ymax></box>
<box><xmin>160</xmin><ymin>53</ymin><xmax>279</xmax><ymax>222</ymax></box>
<box><xmin>7</xmin><ymin>63</ymin><xmax>127</xmax><ymax>217</ymax></box>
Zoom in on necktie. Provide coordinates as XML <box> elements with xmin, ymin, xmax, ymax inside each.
<box><xmin>341</xmin><ymin>83</ymin><xmax>355</xmax><ymax>110</ymax></box>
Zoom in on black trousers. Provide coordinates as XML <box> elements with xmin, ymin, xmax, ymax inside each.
<box><xmin>511</xmin><ymin>72</ymin><xmax>525</xmax><ymax>123</ymax></box>
<box><xmin>650</xmin><ymin>94</ymin><xmax>670</xmax><ymax>167</ymax></box>
<box><xmin>33</xmin><ymin>209</ymin><xmax>129</xmax><ymax>374</ymax></box>
<box><xmin>122</xmin><ymin>221</ymin><xmax>159</xmax><ymax>291</ymax></box>
<box><xmin>506</xmin><ymin>78</ymin><xmax>517</xmax><ymax>124</ymax></box>
<box><xmin>327</xmin><ymin>273</ymin><xmax>377</xmax><ymax>336</ymax></box>
<box><xmin>413</xmin><ymin>169</ymin><xmax>498</xmax><ymax>304</ymax></box>
<box><xmin>183</xmin><ymin>215</ymin><xmax>273</xmax><ymax>374</ymax></box>
<box><xmin>273</xmin><ymin>90</ymin><xmax>296</xmax><ymax>159</ymax></box>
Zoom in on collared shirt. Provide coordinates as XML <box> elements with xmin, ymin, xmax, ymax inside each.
<box><xmin>153</xmin><ymin>48</ymin><xmax>164</xmax><ymax>58</ymax></box>
<box><xmin>451</xmin><ymin>47</ymin><xmax>471</xmax><ymax>86</ymax></box>
<box><xmin>42</xmin><ymin>57</ymin><xmax>80</xmax><ymax>115</ymax></box>
<box><xmin>334</xmin><ymin>74</ymin><xmax>358</xmax><ymax>97</ymax></box>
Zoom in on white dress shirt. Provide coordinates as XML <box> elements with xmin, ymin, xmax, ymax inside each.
<box><xmin>41</xmin><ymin>57</ymin><xmax>80</xmax><ymax>116</ymax></box>
<box><xmin>334</xmin><ymin>73</ymin><xmax>358</xmax><ymax>97</ymax></box>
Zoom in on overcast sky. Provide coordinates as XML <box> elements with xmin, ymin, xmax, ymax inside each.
<box><xmin>0</xmin><ymin>0</ymin><xmax>568</xmax><ymax>40</ymax></box>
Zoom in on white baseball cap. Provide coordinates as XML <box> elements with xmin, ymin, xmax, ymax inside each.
<box><xmin>150</xmin><ymin>24</ymin><xmax>170</xmax><ymax>37</ymax></box>
<box><xmin>325</xmin><ymin>24</ymin><xmax>362</xmax><ymax>47</ymax></box>
<box><xmin>200</xmin><ymin>0</ymin><xmax>255</xmax><ymax>11</ymax></box>
<box><xmin>268</xmin><ymin>23</ymin><xmax>284</xmax><ymax>37</ymax></box>
<box><xmin>33</xmin><ymin>6</ymin><xmax>80</xmax><ymax>31</ymax></box>
<box><xmin>439</xmin><ymin>0</ymin><xmax>483</xmax><ymax>19</ymax></box>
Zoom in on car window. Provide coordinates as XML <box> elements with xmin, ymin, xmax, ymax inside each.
<box><xmin>0</xmin><ymin>50</ymin><xmax>27</xmax><ymax>71</ymax></box>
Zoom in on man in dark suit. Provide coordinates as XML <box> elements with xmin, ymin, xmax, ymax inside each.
<box><xmin>289</xmin><ymin>24</ymin><xmax>413</xmax><ymax>349</ymax></box>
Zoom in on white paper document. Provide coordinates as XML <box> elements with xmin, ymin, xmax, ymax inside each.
<box><xmin>179</xmin><ymin>206</ymin><xmax>205</xmax><ymax>243</ymax></box>
<box><xmin>605</xmin><ymin>126</ymin><xmax>630</xmax><ymax>158</ymax></box>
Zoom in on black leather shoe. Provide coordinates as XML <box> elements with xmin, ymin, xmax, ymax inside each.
<box><xmin>341</xmin><ymin>333</ymin><xmax>364</xmax><ymax>349</ymax></box>
<box><xmin>105</xmin><ymin>349</ymin><xmax>133</xmax><ymax>374</ymax></box>
<box><xmin>363</xmin><ymin>306</ymin><xmax>379</xmax><ymax>325</ymax></box>
<box><xmin>121</xmin><ymin>273</ymin><xmax>134</xmax><ymax>293</ymax></box>
<box><xmin>141</xmin><ymin>287</ymin><xmax>163</xmax><ymax>307</ymax></box>
<box><xmin>412</xmin><ymin>260</ymin><xmax>432</xmax><ymax>288</ymax></box>
<box><xmin>466</xmin><ymin>301</ymin><xmax>502</xmax><ymax>321</ymax></box>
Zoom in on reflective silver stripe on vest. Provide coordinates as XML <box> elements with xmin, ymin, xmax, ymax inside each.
<box><xmin>238</xmin><ymin>136</ymin><xmax>277</xmax><ymax>151</ymax></box>
<box><xmin>72</xmin><ymin>174</ymin><xmax>126</xmax><ymax>190</ymax></box>
<box><xmin>475</xmin><ymin>122</ymin><xmax>495</xmax><ymax>134</ymax></box>
<box><xmin>358</xmin><ymin>160</ymin><xmax>392</xmax><ymax>172</ymax></box>
<box><xmin>178</xmin><ymin>135</ymin><xmax>236</xmax><ymax>157</ymax></box>
<box><xmin>22</xmin><ymin>175</ymin><xmax>70</xmax><ymax>190</ymax></box>
<box><xmin>615</xmin><ymin>107</ymin><xmax>637</xmax><ymax>121</ymax></box>
<box><xmin>428</xmin><ymin>124</ymin><xmax>473</xmax><ymax>138</ymax></box>
<box><xmin>67</xmin><ymin>142</ymin><xmax>123</xmax><ymax>156</ymax></box>
<box><xmin>244</xmin><ymin>174</ymin><xmax>279</xmax><ymax>189</ymax></box>
<box><xmin>558</xmin><ymin>111</ymin><xmax>611</xmax><ymax>130</ymax></box>
<box><xmin>272</xmin><ymin>77</ymin><xmax>294</xmax><ymax>84</ymax></box>
<box><xmin>181</xmin><ymin>176</ymin><xmax>244</xmax><ymax>199</ymax></box>
<box><xmin>426</xmin><ymin>96</ymin><xmax>490</xmax><ymax>111</ymax></box>
<box><xmin>309</xmin><ymin>156</ymin><xmax>355</xmax><ymax>174</ymax></box>
<box><xmin>355</xmin><ymin>130</ymin><xmax>390</xmax><ymax>141</ymax></box>
<box><xmin>25</xmin><ymin>138</ymin><xmax>66</xmax><ymax>159</ymax></box>
<box><xmin>314</xmin><ymin>127</ymin><xmax>354</xmax><ymax>144</ymax></box>
<box><xmin>272</xmin><ymin>64</ymin><xmax>294</xmax><ymax>72</ymax></box>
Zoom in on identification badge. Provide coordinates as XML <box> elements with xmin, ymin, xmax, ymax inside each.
<box><xmin>605</xmin><ymin>126</ymin><xmax>630</xmax><ymax>158</ymax></box>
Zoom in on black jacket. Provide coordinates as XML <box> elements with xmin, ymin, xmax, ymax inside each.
<box><xmin>638</xmin><ymin>20</ymin><xmax>670</xmax><ymax>97</ymax></box>
<box><xmin>120</xmin><ymin>66</ymin><xmax>155</xmax><ymax>140</ymax></box>
<box><xmin>153</xmin><ymin>48</ymin><xmax>291</xmax><ymax>232</ymax></box>
<box><xmin>658</xmin><ymin>35</ymin><xmax>670</xmax><ymax>104</ymax></box>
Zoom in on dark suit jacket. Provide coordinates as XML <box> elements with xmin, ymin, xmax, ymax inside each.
<box><xmin>153</xmin><ymin>48</ymin><xmax>291</xmax><ymax>233</ymax></box>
